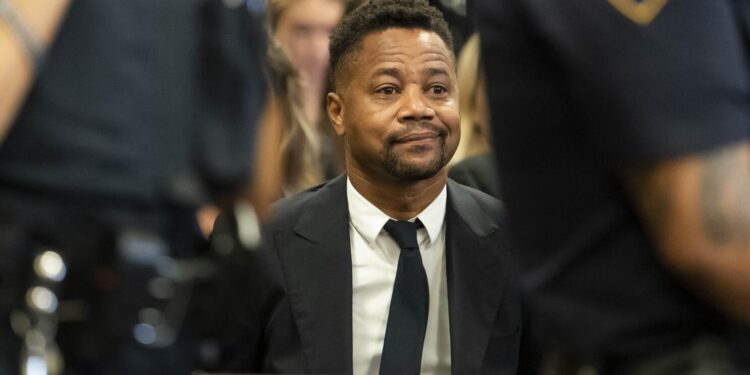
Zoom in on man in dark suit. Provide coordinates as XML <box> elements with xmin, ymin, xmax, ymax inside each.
<box><xmin>219</xmin><ymin>0</ymin><xmax>521</xmax><ymax>374</ymax></box>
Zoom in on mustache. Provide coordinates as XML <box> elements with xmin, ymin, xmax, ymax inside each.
<box><xmin>387</xmin><ymin>122</ymin><xmax>448</xmax><ymax>143</ymax></box>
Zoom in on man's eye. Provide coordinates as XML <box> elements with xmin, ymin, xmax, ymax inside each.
<box><xmin>430</xmin><ymin>85</ymin><xmax>447</xmax><ymax>95</ymax></box>
<box><xmin>378</xmin><ymin>86</ymin><xmax>398</xmax><ymax>95</ymax></box>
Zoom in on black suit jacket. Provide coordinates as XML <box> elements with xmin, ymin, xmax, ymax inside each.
<box><xmin>223</xmin><ymin>175</ymin><xmax>521</xmax><ymax>374</ymax></box>
<box><xmin>448</xmin><ymin>153</ymin><xmax>502</xmax><ymax>200</ymax></box>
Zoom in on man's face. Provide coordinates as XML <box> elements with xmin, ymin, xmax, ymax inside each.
<box><xmin>329</xmin><ymin>28</ymin><xmax>460</xmax><ymax>182</ymax></box>
<box><xmin>274</xmin><ymin>0</ymin><xmax>344</xmax><ymax>87</ymax></box>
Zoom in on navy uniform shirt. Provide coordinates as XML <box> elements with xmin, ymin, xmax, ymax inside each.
<box><xmin>477</xmin><ymin>0</ymin><xmax>749</xmax><ymax>364</ymax></box>
<box><xmin>0</xmin><ymin>0</ymin><xmax>164</xmax><ymax>206</ymax></box>
<box><xmin>0</xmin><ymin>0</ymin><xmax>265</xmax><ymax>226</ymax></box>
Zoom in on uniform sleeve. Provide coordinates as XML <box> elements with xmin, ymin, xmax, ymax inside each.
<box><xmin>478</xmin><ymin>0</ymin><xmax>750</xmax><ymax>166</ymax></box>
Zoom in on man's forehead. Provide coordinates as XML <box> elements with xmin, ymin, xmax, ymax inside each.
<box><xmin>333</xmin><ymin>27</ymin><xmax>455</xmax><ymax>90</ymax></box>
<box><xmin>357</xmin><ymin>29</ymin><xmax>454</xmax><ymax>67</ymax></box>
<box><xmin>362</xmin><ymin>29</ymin><xmax>450</xmax><ymax>54</ymax></box>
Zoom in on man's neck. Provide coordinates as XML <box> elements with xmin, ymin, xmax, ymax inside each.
<box><xmin>348</xmin><ymin>167</ymin><xmax>447</xmax><ymax>221</ymax></box>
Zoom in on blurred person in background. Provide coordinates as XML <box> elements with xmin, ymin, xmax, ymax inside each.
<box><xmin>269</xmin><ymin>0</ymin><xmax>344</xmax><ymax>130</ymax></box>
<box><xmin>231</xmin><ymin>0</ymin><xmax>351</xmax><ymax>227</ymax></box>
<box><xmin>477</xmin><ymin>0</ymin><xmax>750</xmax><ymax>374</ymax></box>
<box><xmin>447</xmin><ymin>33</ymin><xmax>499</xmax><ymax>199</ymax></box>
<box><xmin>0</xmin><ymin>0</ymin><xmax>266</xmax><ymax>373</ymax></box>
<box><xmin>209</xmin><ymin>0</ymin><xmax>362</xmax><ymax>245</ymax></box>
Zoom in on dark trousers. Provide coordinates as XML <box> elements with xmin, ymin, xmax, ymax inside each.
<box><xmin>0</xmin><ymin>188</ymin><xmax>201</xmax><ymax>375</ymax></box>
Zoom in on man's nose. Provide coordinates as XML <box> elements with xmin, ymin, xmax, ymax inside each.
<box><xmin>397</xmin><ymin>86</ymin><xmax>436</xmax><ymax>123</ymax></box>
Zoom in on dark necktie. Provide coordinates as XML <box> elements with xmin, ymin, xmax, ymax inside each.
<box><xmin>379</xmin><ymin>219</ymin><xmax>428</xmax><ymax>375</ymax></box>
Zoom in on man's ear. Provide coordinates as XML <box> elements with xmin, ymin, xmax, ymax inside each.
<box><xmin>327</xmin><ymin>92</ymin><xmax>346</xmax><ymax>136</ymax></box>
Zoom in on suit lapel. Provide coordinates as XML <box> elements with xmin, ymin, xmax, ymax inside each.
<box><xmin>445</xmin><ymin>181</ymin><xmax>508</xmax><ymax>375</ymax></box>
<box><xmin>276</xmin><ymin>175</ymin><xmax>353</xmax><ymax>374</ymax></box>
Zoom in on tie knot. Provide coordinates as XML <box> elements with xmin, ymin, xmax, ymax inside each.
<box><xmin>383</xmin><ymin>219</ymin><xmax>421</xmax><ymax>249</ymax></box>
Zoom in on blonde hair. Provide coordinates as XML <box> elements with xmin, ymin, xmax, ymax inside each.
<box><xmin>265</xmin><ymin>0</ymin><xmax>356</xmax><ymax>195</ymax></box>
<box><xmin>452</xmin><ymin>33</ymin><xmax>491</xmax><ymax>164</ymax></box>
<box><xmin>266</xmin><ymin>41</ymin><xmax>325</xmax><ymax>195</ymax></box>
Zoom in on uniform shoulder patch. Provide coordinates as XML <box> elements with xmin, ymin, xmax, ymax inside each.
<box><xmin>607</xmin><ymin>0</ymin><xmax>669</xmax><ymax>26</ymax></box>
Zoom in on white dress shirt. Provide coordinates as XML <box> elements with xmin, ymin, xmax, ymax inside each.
<box><xmin>348</xmin><ymin>178</ymin><xmax>451</xmax><ymax>375</ymax></box>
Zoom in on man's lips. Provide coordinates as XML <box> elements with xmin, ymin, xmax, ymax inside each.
<box><xmin>394</xmin><ymin>131</ymin><xmax>440</xmax><ymax>143</ymax></box>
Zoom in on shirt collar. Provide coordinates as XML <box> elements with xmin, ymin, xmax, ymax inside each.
<box><xmin>346</xmin><ymin>177</ymin><xmax>447</xmax><ymax>245</ymax></box>
<box><xmin>415</xmin><ymin>184</ymin><xmax>447</xmax><ymax>244</ymax></box>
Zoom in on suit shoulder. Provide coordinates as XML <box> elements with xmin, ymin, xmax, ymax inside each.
<box><xmin>448</xmin><ymin>179</ymin><xmax>503</xmax><ymax>210</ymax></box>
<box><xmin>268</xmin><ymin>180</ymin><xmax>329</xmax><ymax>227</ymax></box>
<box><xmin>449</xmin><ymin>179</ymin><xmax>504</xmax><ymax>216</ymax></box>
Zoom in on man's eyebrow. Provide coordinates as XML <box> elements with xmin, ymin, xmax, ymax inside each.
<box><xmin>369</xmin><ymin>66</ymin><xmax>453</xmax><ymax>80</ymax></box>
<box><xmin>424</xmin><ymin>67</ymin><xmax>451</xmax><ymax>78</ymax></box>
<box><xmin>371</xmin><ymin>67</ymin><xmax>402</xmax><ymax>79</ymax></box>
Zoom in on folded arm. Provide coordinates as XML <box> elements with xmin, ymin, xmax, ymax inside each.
<box><xmin>627</xmin><ymin>141</ymin><xmax>750</xmax><ymax>324</ymax></box>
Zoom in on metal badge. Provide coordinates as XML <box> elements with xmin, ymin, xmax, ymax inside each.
<box><xmin>608</xmin><ymin>0</ymin><xmax>669</xmax><ymax>26</ymax></box>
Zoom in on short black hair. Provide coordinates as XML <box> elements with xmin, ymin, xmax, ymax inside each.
<box><xmin>329</xmin><ymin>0</ymin><xmax>454</xmax><ymax>89</ymax></box>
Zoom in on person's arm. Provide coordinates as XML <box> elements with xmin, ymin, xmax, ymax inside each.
<box><xmin>626</xmin><ymin>141</ymin><xmax>750</xmax><ymax>324</ymax></box>
<box><xmin>0</xmin><ymin>0</ymin><xmax>71</xmax><ymax>142</ymax></box>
